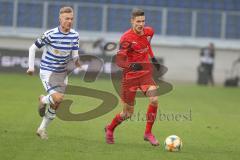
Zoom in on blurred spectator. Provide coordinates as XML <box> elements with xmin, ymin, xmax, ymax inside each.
<box><xmin>197</xmin><ymin>43</ymin><xmax>215</xmax><ymax>86</ymax></box>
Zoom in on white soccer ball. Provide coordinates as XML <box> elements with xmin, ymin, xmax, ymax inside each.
<box><xmin>164</xmin><ymin>135</ymin><xmax>182</xmax><ymax>152</ymax></box>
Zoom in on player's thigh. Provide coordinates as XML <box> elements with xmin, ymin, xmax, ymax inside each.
<box><xmin>40</xmin><ymin>71</ymin><xmax>68</xmax><ymax>94</ymax></box>
<box><xmin>121</xmin><ymin>80</ymin><xmax>138</xmax><ymax>106</ymax></box>
<box><xmin>139</xmin><ymin>76</ymin><xmax>157</xmax><ymax>96</ymax></box>
<box><xmin>39</xmin><ymin>71</ymin><xmax>52</xmax><ymax>92</ymax></box>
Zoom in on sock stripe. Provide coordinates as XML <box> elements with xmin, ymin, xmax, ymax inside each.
<box><xmin>48</xmin><ymin>96</ymin><xmax>55</xmax><ymax>105</ymax></box>
<box><xmin>48</xmin><ymin>117</ymin><xmax>55</xmax><ymax>120</ymax></box>
<box><xmin>47</xmin><ymin>109</ymin><xmax>56</xmax><ymax>115</ymax></box>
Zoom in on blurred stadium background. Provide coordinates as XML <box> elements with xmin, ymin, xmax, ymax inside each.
<box><xmin>0</xmin><ymin>0</ymin><xmax>240</xmax><ymax>84</ymax></box>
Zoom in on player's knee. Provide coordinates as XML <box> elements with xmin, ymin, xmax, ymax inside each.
<box><xmin>122</xmin><ymin>112</ymin><xmax>133</xmax><ymax>119</ymax></box>
<box><xmin>126</xmin><ymin>107</ymin><xmax>134</xmax><ymax>118</ymax></box>
<box><xmin>121</xmin><ymin>103</ymin><xmax>134</xmax><ymax>119</ymax></box>
<box><xmin>150</xmin><ymin>96</ymin><xmax>158</xmax><ymax>105</ymax></box>
<box><xmin>121</xmin><ymin>109</ymin><xmax>134</xmax><ymax>119</ymax></box>
<box><xmin>55</xmin><ymin>96</ymin><xmax>64</xmax><ymax>105</ymax></box>
<box><xmin>126</xmin><ymin>111</ymin><xmax>134</xmax><ymax>118</ymax></box>
<box><xmin>51</xmin><ymin>93</ymin><xmax>64</xmax><ymax>106</ymax></box>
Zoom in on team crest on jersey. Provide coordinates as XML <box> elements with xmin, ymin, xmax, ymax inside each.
<box><xmin>54</xmin><ymin>49</ymin><xmax>60</xmax><ymax>54</ymax></box>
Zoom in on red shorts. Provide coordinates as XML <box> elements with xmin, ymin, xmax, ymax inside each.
<box><xmin>121</xmin><ymin>74</ymin><xmax>156</xmax><ymax>106</ymax></box>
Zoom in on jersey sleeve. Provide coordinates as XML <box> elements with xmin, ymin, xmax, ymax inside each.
<box><xmin>72</xmin><ymin>32</ymin><xmax>80</xmax><ymax>50</ymax></box>
<box><xmin>145</xmin><ymin>26</ymin><xmax>155</xmax><ymax>58</ymax></box>
<box><xmin>145</xmin><ymin>26</ymin><xmax>154</xmax><ymax>40</ymax></box>
<box><xmin>34</xmin><ymin>31</ymin><xmax>51</xmax><ymax>49</ymax></box>
<box><xmin>115</xmin><ymin>36</ymin><xmax>132</xmax><ymax>69</ymax></box>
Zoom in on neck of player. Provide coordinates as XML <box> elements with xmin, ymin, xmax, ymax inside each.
<box><xmin>132</xmin><ymin>28</ymin><xmax>144</xmax><ymax>35</ymax></box>
<box><xmin>59</xmin><ymin>26</ymin><xmax>70</xmax><ymax>34</ymax></box>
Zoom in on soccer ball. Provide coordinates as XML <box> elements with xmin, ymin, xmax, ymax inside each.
<box><xmin>164</xmin><ymin>135</ymin><xmax>182</xmax><ymax>152</ymax></box>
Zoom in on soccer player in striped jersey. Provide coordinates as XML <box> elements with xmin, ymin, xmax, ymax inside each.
<box><xmin>26</xmin><ymin>6</ymin><xmax>81</xmax><ymax>140</ymax></box>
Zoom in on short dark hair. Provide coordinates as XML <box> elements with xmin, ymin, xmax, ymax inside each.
<box><xmin>131</xmin><ymin>8</ymin><xmax>144</xmax><ymax>19</ymax></box>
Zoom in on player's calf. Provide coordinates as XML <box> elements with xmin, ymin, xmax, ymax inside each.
<box><xmin>38</xmin><ymin>95</ymin><xmax>47</xmax><ymax>117</ymax></box>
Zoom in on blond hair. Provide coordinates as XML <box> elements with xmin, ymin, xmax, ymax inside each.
<box><xmin>59</xmin><ymin>6</ymin><xmax>73</xmax><ymax>15</ymax></box>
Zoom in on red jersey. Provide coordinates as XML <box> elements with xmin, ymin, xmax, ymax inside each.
<box><xmin>116</xmin><ymin>26</ymin><xmax>155</xmax><ymax>80</ymax></box>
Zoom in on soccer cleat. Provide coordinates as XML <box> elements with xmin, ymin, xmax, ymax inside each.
<box><xmin>36</xmin><ymin>128</ymin><xmax>48</xmax><ymax>140</ymax></box>
<box><xmin>38</xmin><ymin>95</ymin><xmax>46</xmax><ymax>117</ymax></box>
<box><xmin>104</xmin><ymin>125</ymin><xmax>114</xmax><ymax>144</ymax></box>
<box><xmin>144</xmin><ymin>133</ymin><xmax>159</xmax><ymax>146</ymax></box>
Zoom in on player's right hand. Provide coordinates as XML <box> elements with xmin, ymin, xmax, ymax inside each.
<box><xmin>26</xmin><ymin>68</ymin><xmax>34</xmax><ymax>76</ymax></box>
<box><xmin>130</xmin><ymin>63</ymin><xmax>143</xmax><ymax>71</ymax></box>
<box><xmin>151</xmin><ymin>57</ymin><xmax>161</xmax><ymax>71</ymax></box>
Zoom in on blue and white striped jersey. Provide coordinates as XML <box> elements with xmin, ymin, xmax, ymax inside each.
<box><xmin>35</xmin><ymin>27</ymin><xmax>79</xmax><ymax>73</ymax></box>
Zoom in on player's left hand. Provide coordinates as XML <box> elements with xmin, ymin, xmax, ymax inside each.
<box><xmin>75</xmin><ymin>59</ymin><xmax>81</xmax><ymax>68</ymax></box>
<box><xmin>130</xmin><ymin>63</ymin><xmax>143</xmax><ymax>71</ymax></box>
<box><xmin>151</xmin><ymin>57</ymin><xmax>161</xmax><ymax>71</ymax></box>
<box><xmin>26</xmin><ymin>68</ymin><xmax>34</xmax><ymax>76</ymax></box>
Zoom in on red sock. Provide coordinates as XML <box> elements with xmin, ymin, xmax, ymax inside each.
<box><xmin>145</xmin><ymin>104</ymin><xmax>158</xmax><ymax>134</ymax></box>
<box><xmin>108</xmin><ymin>113</ymin><xmax>124</xmax><ymax>131</ymax></box>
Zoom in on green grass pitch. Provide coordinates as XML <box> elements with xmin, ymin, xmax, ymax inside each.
<box><xmin>0</xmin><ymin>73</ymin><xmax>239</xmax><ymax>160</ymax></box>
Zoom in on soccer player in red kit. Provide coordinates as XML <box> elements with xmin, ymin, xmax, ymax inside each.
<box><xmin>105</xmin><ymin>8</ymin><xmax>161</xmax><ymax>146</ymax></box>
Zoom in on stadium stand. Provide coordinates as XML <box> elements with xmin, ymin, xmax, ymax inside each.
<box><xmin>0</xmin><ymin>0</ymin><xmax>240</xmax><ymax>84</ymax></box>
<box><xmin>0</xmin><ymin>0</ymin><xmax>240</xmax><ymax>39</ymax></box>
<box><xmin>0</xmin><ymin>1</ymin><xmax>13</xmax><ymax>26</ymax></box>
